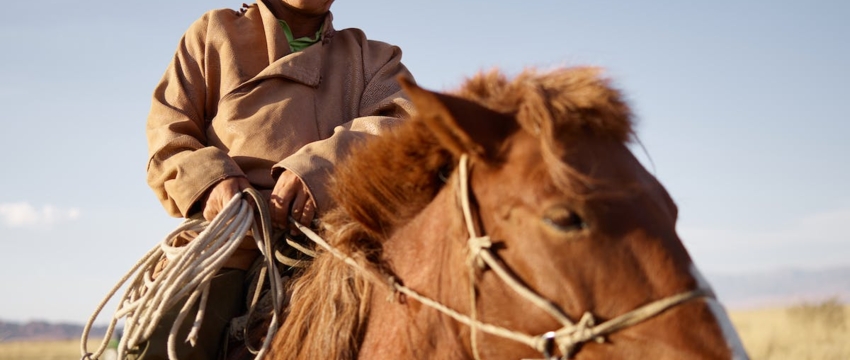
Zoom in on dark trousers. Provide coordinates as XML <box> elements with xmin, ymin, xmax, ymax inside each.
<box><xmin>126</xmin><ymin>269</ymin><xmax>246</xmax><ymax>360</ymax></box>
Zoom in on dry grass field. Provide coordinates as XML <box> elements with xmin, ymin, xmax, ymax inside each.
<box><xmin>730</xmin><ymin>298</ymin><xmax>849</xmax><ymax>360</ymax></box>
<box><xmin>0</xmin><ymin>338</ymin><xmax>85</xmax><ymax>360</ymax></box>
<box><xmin>0</xmin><ymin>338</ymin><xmax>115</xmax><ymax>360</ymax></box>
<box><xmin>1</xmin><ymin>300</ymin><xmax>847</xmax><ymax>359</ymax></box>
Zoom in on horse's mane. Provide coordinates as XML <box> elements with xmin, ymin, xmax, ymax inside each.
<box><xmin>270</xmin><ymin>67</ymin><xmax>633</xmax><ymax>360</ymax></box>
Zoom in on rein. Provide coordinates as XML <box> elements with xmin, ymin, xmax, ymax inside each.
<box><xmin>293</xmin><ymin>154</ymin><xmax>708</xmax><ymax>360</ymax></box>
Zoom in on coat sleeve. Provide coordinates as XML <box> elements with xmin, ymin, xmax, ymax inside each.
<box><xmin>272</xmin><ymin>42</ymin><xmax>415</xmax><ymax>213</ymax></box>
<box><xmin>146</xmin><ymin>15</ymin><xmax>245</xmax><ymax>218</ymax></box>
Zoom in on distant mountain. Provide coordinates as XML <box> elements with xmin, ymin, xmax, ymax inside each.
<box><xmin>0</xmin><ymin>320</ymin><xmax>109</xmax><ymax>342</ymax></box>
<box><xmin>706</xmin><ymin>266</ymin><xmax>850</xmax><ymax>309</ymax></box>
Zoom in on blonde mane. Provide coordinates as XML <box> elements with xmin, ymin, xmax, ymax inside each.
<box><xmin>269</xmin><ymin>67</ymin><xmax>633</xmax><ymax>360</ymax></box>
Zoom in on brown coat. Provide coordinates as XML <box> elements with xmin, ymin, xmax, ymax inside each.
<box><xmin>146</xmin><ymin>1</ymin><xmax>414</xmax><ymax>219</ymax></box>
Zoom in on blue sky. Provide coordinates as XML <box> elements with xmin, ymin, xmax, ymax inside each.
<box><xmin>0</xmin><ymin>0</ymin><xmax>847</xmax><ymax>323</ymax></box>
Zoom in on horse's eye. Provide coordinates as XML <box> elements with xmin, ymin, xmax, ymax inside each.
<box><xmin>543</xmin><ymin>206</ymin><xmax>586</xmax><ymax>232</ymax></box>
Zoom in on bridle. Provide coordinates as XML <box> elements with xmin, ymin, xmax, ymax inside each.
<box><xmin>455</xmin><ymin>154</ymin><xmax>708</xmax><ymax>359</ymax></box>
<box><xmin>293</xmin><ymin>154</ymin><xmax>708</xmax><ymax>360</ymax></box>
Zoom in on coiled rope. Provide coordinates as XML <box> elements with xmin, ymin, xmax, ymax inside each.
<box><xmin>80</xmin><ymin>188</ymin><xmax>284</xmax><ymax>360</ymax></box>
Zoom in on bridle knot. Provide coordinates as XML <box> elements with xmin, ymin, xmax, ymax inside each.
<box><xmin>467</xmin><ymin>235</ymin><xmax>492</xmax><ymax>269</ymax></box>
<box><xmin>532</xmin><ymin>311</ymin><xmax>606</xmax><ymax>359</ymax></box>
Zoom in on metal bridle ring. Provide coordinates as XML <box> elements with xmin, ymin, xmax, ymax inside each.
<box><xmin>542</xmin><ymin>331</ymin><xmax>558</xmax><ymax>360</ymax></box>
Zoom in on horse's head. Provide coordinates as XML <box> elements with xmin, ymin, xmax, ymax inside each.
<box><xmin>392</xmin><ymin>68</ymin><xmax>748</xmax><ymax>359</ymax></box>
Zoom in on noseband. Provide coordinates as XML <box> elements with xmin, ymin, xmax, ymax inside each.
<box><xmin>293</xmin><ymin>154</ymin><xmax>708</xmax><ymax>360</ymax></box>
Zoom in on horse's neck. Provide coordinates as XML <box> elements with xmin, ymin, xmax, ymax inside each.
<box><xmin>386</xmin><ymin>185</ymin><xmax>466</xmax><ymax>284</ymax></box>
<box><xmin>359</xmin><ymin>183</ymin><xmax>474</xmax><ymax>358</ymax></box>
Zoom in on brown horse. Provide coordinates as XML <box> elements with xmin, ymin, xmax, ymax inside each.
<box><xmin>267</xmin><ymin>67</ymin><xmax>748</xmax><ymax>359</ymax></box>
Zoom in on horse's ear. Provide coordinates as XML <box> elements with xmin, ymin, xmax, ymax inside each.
<box><xmin>399</xmin><ymin>76</ymin><xmax>517</xmax><ymax>161</ymax></box>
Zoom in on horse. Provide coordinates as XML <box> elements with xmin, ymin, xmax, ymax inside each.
<box><xmin>266</xmin><ymin>67</ymin><xmax>749</xmax><ymax>359</ymax></box>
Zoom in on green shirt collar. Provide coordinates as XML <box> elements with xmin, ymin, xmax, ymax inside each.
<box><xmin>278</xmin><ymin>20</ymin><xmax>323</xmax><ymax>52</ymax></box>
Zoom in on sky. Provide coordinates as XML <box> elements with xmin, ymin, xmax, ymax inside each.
<box><xmin>0</xmin><ymin>0</ymin><xmax>848</xmax><ymax>324</ymax></box>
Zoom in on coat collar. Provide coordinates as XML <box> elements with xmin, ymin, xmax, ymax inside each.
<box><xmin>256</xmin><ymin>1</ymin><xmax>336</xmax><ymax>87</ymax></box>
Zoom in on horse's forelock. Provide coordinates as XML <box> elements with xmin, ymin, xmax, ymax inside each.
<box><xmin>456</xmin><ymin>67</ymin><xmax>634</xmax><ymax>144</ymax></box>
<box><xmin>454</xmin><ymin>67</ymin><xmax>635</xmax><ymax>198</ymax></box>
